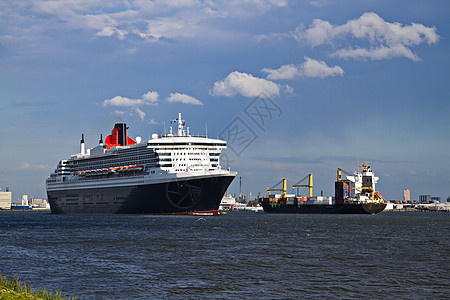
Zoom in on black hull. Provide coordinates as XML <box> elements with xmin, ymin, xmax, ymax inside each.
<box><xmin>260</xmin><ymin>202</ymin><xmax>386</xmax><ymax>214</ymax></box>
<box><xmin>47</xmin><ymin>175</ymin><xmax>235</xmax><ymax>215</ymax></box>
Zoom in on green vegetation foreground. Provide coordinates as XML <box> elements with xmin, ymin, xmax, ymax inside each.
<box><xmin>0</xmin><ymin>274</ymin><xmax>76</xmax><ymax>300</ymax></box>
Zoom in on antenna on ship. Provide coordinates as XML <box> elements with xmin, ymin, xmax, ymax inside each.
<box><xmin>239</xmin><ymin>176</ymin><xmax>242</xmax><ymax>201</ymax></box>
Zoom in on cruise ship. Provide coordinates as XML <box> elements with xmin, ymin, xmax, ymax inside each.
<box><xmin>46</xmin><ymin>113</ymin><xmax>236</xmax><ymax>215</ymax></box>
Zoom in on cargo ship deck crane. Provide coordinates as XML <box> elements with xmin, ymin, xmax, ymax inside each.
<box><xmin>337</xmin><ymin>168</ymin><xmax>352</xmax><ymax>182</ymax></box>
<box><xmin>292</xmin><ymin>173</ymin><xmax>313</xmax><ymax>198</ymax></box>
<box><xmin>266</xmin><ymin>178</ymin><xmax>287</xmax><ymax>198</ymax></box>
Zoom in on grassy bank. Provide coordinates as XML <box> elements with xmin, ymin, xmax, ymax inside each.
<box><xmin>0</xmin><ymin>274</ymin><xmax>76</xmax><ymax>300</ymax></box>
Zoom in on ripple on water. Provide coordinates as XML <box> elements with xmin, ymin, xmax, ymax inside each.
<box><xmin>0</xmin><ymin>211</ymin><xmax>448</xmax><ymax>299</ymax></box>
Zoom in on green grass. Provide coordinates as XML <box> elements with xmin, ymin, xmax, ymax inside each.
<box><xmin>0</xmin><ymin>273</ymin><xmax>77</xmax><ymax>300</ymax></box>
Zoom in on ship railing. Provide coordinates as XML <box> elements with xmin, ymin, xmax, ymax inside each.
<box><xmin>157</xmin><ymin>134</ymin><xmax>208</xmax><ymax>138</ymax></box>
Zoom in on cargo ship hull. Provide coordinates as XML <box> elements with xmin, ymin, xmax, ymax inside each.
<box><xmin>260</xmin><ymin>202</ymin><xmax>386</xmax><ymax>214</ymax></box>
<box><xmin>47</xmin><ymin>175</ymin><xmax>235</xmax><ymax>215</ymax></box>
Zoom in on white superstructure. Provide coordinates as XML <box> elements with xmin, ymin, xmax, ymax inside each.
<box><xmin>346</xmin><ymin>161</ymin><xmax>383</xmax><ymax>203</ymax></box>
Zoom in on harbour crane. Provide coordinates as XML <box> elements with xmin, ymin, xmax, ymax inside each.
<box><xmin>292</xmin><ymin>173</ymin><xmax>313</xmax><ymax>198</ymax></box>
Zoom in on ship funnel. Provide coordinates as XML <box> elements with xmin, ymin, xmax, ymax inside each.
<box><xmin>114</xmin><ymin>123</ymin><xmax>127</xmax><ymax>146</ymax></box>
<box><xmin>99</xmin><ymin>134</ymin><xmax>103</xmax><ymax>144</ymax></box>
<box><xmin>80</xmin><ymin>134</ymin><xmax>85</xmax><ymax>155</ymax></box>
<box><xmin>104</xmin><ymin>123</ymin><xmax>136</xmax><ymax>150</ymax></box>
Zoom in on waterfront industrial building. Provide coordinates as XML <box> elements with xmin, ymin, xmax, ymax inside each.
<box><xmin>30</xmin><ymin>197</ymin><xmax>50</xmax><ymax>209</ymax></box>
<box><xmin>419</xmin><ymin>195</ymin><xmax>431</xmax><ymax>203</ymax></box>
<box><xmin>419</xmin><ymin>195</ymin><xmax>441</xmax><ymax>204</ymax></box>
<box><xmin>0</xmin><ymin>187</ymin><xmax>50</xmax><ymax>210</ymax></box>
<box><xmin>0</xmin><ymin>188</ymin><xmax>12</xmax><ymax>210</ymax></box>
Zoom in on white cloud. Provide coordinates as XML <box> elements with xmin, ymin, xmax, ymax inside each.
<box><xmin>331</xmin><ymin>44</ymin><xmax>420</xmax><ymax>61</ymax></box>
<box><xmin>262</xmin><ymin>64</ymin><xmax>299</xmax><ymax>80</ymax></box>
<box><xmin>262</xmin><ymin>57</ymin><xmax>343</xmax><ymax>79</ymax></box>
<box><xmin>293</xmin><ymin>12</ymin><xmax>439</xmax><ymax>61</ymax></box>
<box><xmin>229</xmin><ymin>0</ymin><xmax>288</xmax><ymax>9</ymax></box>
<box><xmin>309</xmin><ymin>0</ymin><xmax>328</xmax><ymax>7</ymax></box>
<box><xmin>96</xmin><ymin>26</ymin><xmax>128</xmax><ymax>40</ymax></box>
<box><xmin>103</xmin><ymin>96</ymin><xmax>141</xmax><ymax>107</ymax></box>
<box><xmin>134</xmin><ymin>108</ymin><xmax>146</xmax><ymax>120</ymax></box>
<box><xmin>113</xmin><ymin>110</ymin><xmax>125</xmax><ymax>116</ymax></box>
<box><xmin>103</xmin><ymin>91</ymin><xmax>159</xmax><ymax>107</ymax></box>
<box><xmin>210</xmin><ymin>71</ymin><xmax>281</xmax><ymax>98</ymax></box>
<box><xmin>158</xmin><ymin>0</ymin><xmax>200</xmax><ymax>9</ymax></box>
<box><xmin>255</xmin><ymin>32</ymin><xmax>291</xmax><ymax>43</ymax></box>
<box><xmin>283</xmin><ymin>84</ymin><xmax>294</xmax><ymax>94</ymax></box>
<box><xmin>167</xmin><ymin>93</ymin><xmax>203</xmax><ymax>105</ymax></box>
<box><xmin>19</xmin><ymin>162</ymin><xmax>51</xmax><ymax>170</ymax></box>
<box><xmin>103</xmin><ymin>91</ymin><xmax>159</xmax><ymax>122</ymax></box>
<box><xmin>1</xmin><ymin>1</ymin><xmax>290</xmax><ymax>46</ymax></box>
<box><xmin>142</xmin><ymin>91</ymin><xmax>159</xmax><ymax>104</ymax></box>
<box><xmin>301</xmin><ymin>57</ymin><xmax>344</xmax><ymax>78</ymax></box>
<box><xmin>110</xmin><ymin>109</ymin><xmax>152</xmax><ymax>122</ymax></box>
<box><xmin>131</xmin><ymin>18</ymin><xmax>188</xmax><ymax>40</ymax></box>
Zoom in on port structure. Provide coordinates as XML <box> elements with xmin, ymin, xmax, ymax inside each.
<box><xmin>292</xmin><ymin>174</ymin><xmax>313</xmax><ymax>198</ymax></box>
<box><xmin>266</xmin><ymin>178</ymin><xmax>287</xmax><ymax>198</ymax></box>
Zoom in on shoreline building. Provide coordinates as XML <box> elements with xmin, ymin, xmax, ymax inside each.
<box><xmin>403</xmin><ymin>189</ymin><xmax>410</xmax><ymax>202</ymax></box>
<box><xmin>0</xmin><ymin>187</ymin><xmax>12</xmax><ymax>210</ymax></box>
<box><xmin>20</xmin><ymin>194</ymin><xmax>29</xmax><ymax>206</ymax></box>
<box><xmin>30</xmin><ymin>197</ymin><xmax>50</xmax><ymax>209</ymax></box>
<box><xmin>419</xmin><ymin>195</ymin><xmax>431</xmax><ymax>204</ymax></box>
<box><xmin>419</xmin><ymin>195</ymin><xmax>442</xmax><ymax>204</ymax></box>
<box><xmin>431</xmin><ymin>196</ymin><xmax>441</xmax><ymax>203</ymax></box>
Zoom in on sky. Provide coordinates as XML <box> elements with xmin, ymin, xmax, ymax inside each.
<box><xmin>0</xmin><ymin>0</ymin><xmax>449</xmax><ymax>202</ymax></box>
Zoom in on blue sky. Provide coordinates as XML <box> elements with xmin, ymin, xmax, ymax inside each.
<box><xmin>1</xmin><ymin>0</ymin><xmax>448</xmax><ymax>202</ymax></box>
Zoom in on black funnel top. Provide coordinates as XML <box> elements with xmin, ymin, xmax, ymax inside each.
<box><xmin>114</xmin><ymin>123</ymin><xmax>127</xmax><ymax>146</ymax></box>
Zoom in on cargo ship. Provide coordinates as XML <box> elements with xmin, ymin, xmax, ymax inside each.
<box><xmin>259</xmin><ymin>162</ymin><xmax>386</xmax><ymax>214</ymax></box>
<box><xmin>46</xmin><ymin>113</ymin><xmax>236</xmax><ymax>215</ymax></box>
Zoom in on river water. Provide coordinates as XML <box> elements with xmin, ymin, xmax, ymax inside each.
<box><xmin>0</xmin><ymin>211</ymin><xmax>448</xmax><ymax>299</ymax></box>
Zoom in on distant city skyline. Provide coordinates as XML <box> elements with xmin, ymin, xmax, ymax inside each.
<box><xmin>1</xmin><ymin>1</ymin><xmax>449</xmax><ymax>202</ymax></box>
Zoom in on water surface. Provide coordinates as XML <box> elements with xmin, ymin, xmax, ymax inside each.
<box><xmin>0</xmin><ymin>211</ymin><xmax>448</xmax><ymax>299</ymax></box>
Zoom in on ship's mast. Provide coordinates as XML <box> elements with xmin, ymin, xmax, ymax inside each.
<box><xmin>177</xmin><ymin>112</ymin><xmax>185</xmax><ymax>136</ymax></box>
